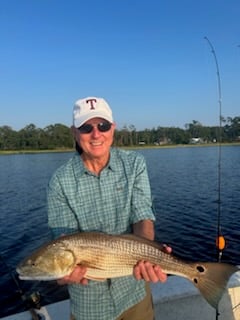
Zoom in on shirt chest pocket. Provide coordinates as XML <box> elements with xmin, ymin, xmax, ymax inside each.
<box><xmin>113</xmin><ymin>180</ymin><xmax>131</xmax><ymax>211</ymax></box>
<box><xmin>66</xmin><ymin>179</ymin><xmax>132</xmax><ymax>232</ymax></box>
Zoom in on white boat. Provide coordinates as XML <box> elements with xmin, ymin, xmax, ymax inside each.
<box><xmin>2</xmin><ymin>272</ymin><xmax>240</xmax><ymax>320</ymax></box>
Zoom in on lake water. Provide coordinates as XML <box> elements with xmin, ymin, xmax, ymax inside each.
<box><xmin>0</xmin><ymin>146</ymin><xmax>240</xmax><ymax>317</ymax></box>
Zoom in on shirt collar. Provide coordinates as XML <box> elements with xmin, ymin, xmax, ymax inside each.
<box><xmin>72</xmin><ymin>148</ymin><xmax>117</xmax><ymax>176</ymax></box>
<box><xmin>108</xmin><ymin>148</ymin><xmax>117</xmax><ymax>171</ymax></box>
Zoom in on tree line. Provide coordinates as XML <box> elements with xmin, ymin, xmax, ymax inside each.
<box><xmin>0</xmin><ymin>116</ymin><xmax>240</xmax><ymax>151</ymax></box>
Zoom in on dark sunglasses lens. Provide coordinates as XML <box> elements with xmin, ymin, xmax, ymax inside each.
<box><xmin>98</xmin><ymin>122</ymin><xmax>112</xmax><ymax>132</ymax></box>
<box><xmin>78</xmin><ymin>124</ymin><xmax>93</xmax><ymax>133</ymax></box>
<box><xmin>78</xmin><ymin>122</ymin><xmax>112</xmax><ymax>134</ymax></box>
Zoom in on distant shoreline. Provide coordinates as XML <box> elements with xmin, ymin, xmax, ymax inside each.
<box><xmin>1</xmin><ymin>142</ymin><xmax>240</xmax><ymax>155</ymax></box>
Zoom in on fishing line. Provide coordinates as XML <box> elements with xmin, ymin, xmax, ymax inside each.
<box><xmin>204</xmin><ymin>36</ymin><xmax>225</xmax><ymax>320</ymax></box>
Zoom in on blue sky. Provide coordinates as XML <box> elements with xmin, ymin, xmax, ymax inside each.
<box><xmin>1</xmin><ymin>0</ymin><xmax>240</xmax><ymax>131</ymax></box>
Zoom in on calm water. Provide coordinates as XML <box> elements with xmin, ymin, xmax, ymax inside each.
<box><xmin>0</xmin><ymin>146</ymin><xmax>240</xmax><ymax>317</ymax></box>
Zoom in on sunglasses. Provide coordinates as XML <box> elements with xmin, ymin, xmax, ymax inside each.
<box><xmin>78</xmin><ymin>121</ymin><xmax>112</xmax><ymax>134</ymax></box>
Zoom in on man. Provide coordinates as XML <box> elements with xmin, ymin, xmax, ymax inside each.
<box><xmin>47</xmin><ymin>97</ymin><xmax>170</xmax><ymax>320</ymax></box>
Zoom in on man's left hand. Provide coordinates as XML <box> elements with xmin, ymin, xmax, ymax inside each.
<box><xmin>133</xmin><ymin>260</ymin><xmax>167</xmax><ymax>282</ymax></box>
<box><xmin>133</xmin><ymin>244</ymin><xmax>172</xmax><ymax>283</ymax></box>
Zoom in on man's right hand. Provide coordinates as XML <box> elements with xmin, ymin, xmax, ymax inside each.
<box><xmin>57</xmin><ymin>265</ymin><xmax>88</xmax><ymax>285</ymax></box>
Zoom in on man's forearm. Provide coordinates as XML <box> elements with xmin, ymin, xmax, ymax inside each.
<box><xmin>133</xmin><ymin>219</ymin><xmax>154</xmax><ymax>240</ymax></box>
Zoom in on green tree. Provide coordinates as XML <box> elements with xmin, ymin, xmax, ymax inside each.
<box><xmin>43</xmin><ymin>124</ymin><xmax>73</xmax><ymax>149</ymax></box>
<box><xmin>0</xmin><ymin>126</ymin><xmax>18</xmax><ymax>150</ymax></box>
<box><xmin>18</xmin><ymin>124</ymin><xmax>41</xmax><ymax>149</ymax></box>
<box><xmin>224</xmin><ymin>117</ymin><xmax>240</xmax><ymax>142</ymax></box>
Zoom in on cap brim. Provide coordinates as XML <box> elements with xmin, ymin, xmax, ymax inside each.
<box><xmin>74</xmin><ymin>112</ymin><xmax>113</xmax><ymax>128</ymax></box>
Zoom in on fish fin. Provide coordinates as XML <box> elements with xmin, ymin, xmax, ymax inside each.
<box><xmin>78</xmin><ymin>261</ymin><xmax>107</xmax><ymax>281</ymax></box>
<box><xmin>77</xmin><ymin>262</ymin><xmax>104</xmax><ymax>270</ymax></box>
<box><xmin>85</xmin><ymin>275</ymin><xmax>106</xmax><ymax>282</ymax></box>
<box><xmin>190</xmin><ymin>262</ymin><xmax>239</xmax><ymax>309</ymax></box>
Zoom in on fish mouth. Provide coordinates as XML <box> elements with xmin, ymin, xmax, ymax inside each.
<box><xmin>18</xmin><ymin>274</ymin><xmax>60</xmax><ymax>281</ymax></box>
<box><xmin>16</xmin><ymin>267</ymin><xmax>61</xmax><ymax>281</ymax></box>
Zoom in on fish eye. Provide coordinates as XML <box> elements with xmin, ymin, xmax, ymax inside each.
<box><xmin>28</xmin><ymin>259</ymin><xmax>35</xmax><ymax>267</ymax></box>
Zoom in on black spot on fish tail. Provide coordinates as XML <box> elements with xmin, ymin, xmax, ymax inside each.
<box><xmin>190</xmin><ymin>262</ymin><xmax>239</xmax><ymax>309</ymax></box>
<box><xmin>196</xmin><ymin>265</ymin><xmax>205</xmax><ymax>273</ymax></box>
<box><xmin>193</xmin><ymin>265</ymin><xmax>206</xmax><ymax>284</ymax></box>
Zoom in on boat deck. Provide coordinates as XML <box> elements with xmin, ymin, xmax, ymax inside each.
<box><xmin>2</xmin><ymin>273</ymin><xmax>240</xmax><ymax>320</ymax></box>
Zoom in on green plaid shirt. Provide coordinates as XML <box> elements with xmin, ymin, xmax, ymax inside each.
<box><xmin>47</xmin><ymin>148</ymin><xmax>155</xmax><ymax>320</ymax></box>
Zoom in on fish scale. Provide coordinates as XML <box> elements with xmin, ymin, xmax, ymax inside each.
<box><xmin>63</xmin><ymin>233</ymin><xmax>194</xmax><ymax>278</ymax></box>
<box><xmin>17</xmin><ymin>232</ymin><xmax>239</xmax><ymax>309</ymax></box>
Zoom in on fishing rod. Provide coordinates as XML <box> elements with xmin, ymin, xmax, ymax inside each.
<box><xmin>0</xmin><ymin>253</ymin><xmax>41</xmax><ymax>320</ymax></box>
<box><xmin>204</xmin><ymin>36</ymin><xmax>225</xmax><ymax>320</ymax></box>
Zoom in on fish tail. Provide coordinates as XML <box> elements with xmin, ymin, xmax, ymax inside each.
<box><xmin>190</xmin><ymin>262</ymin><xmax>239</xmax><ymax>309</ymax></box>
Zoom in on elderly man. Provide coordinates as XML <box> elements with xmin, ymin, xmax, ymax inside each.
<box><xmin>47</xmin><ymin>97</ymin><xmax>170</xmax><ymax>320</ymax></box>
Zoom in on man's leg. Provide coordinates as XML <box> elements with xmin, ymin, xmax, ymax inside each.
<box><xmin>116</xmin><ymin>283</ymin><xmax>154</xmax><ymax>320</ymax></box>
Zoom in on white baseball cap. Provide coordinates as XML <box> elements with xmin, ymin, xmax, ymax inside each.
<box><xmin>73</xmin><ymin>97</ymin><xmax>114</xmax><ymax>128</ymax></box>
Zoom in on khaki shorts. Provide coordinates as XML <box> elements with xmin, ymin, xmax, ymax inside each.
<box><xmin>70</xmin><ymin>283</ymin><xmax>154</xmax><ymax>320</ymax></box>
<box><xmin>116</xmin><ymin>283</ymin><xmax>154</xmax><ymax>320</ymax></box>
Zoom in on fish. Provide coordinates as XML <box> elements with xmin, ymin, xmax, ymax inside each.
<box><xmin>16</xmin><ymin>232</ymin><xmax>239</xmax><ymax>309</ymax></box>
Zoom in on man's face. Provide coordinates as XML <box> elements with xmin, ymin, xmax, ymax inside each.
<box><xmin>73</xmin><ymin>117</ymin><xmax>115</xmax><ymax>159</ymax></box>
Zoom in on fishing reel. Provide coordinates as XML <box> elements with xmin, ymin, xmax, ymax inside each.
<box><xmin>19</xmin><ymin>290</ymin><xmax>41</xmax><ymax>310</ymax></box>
